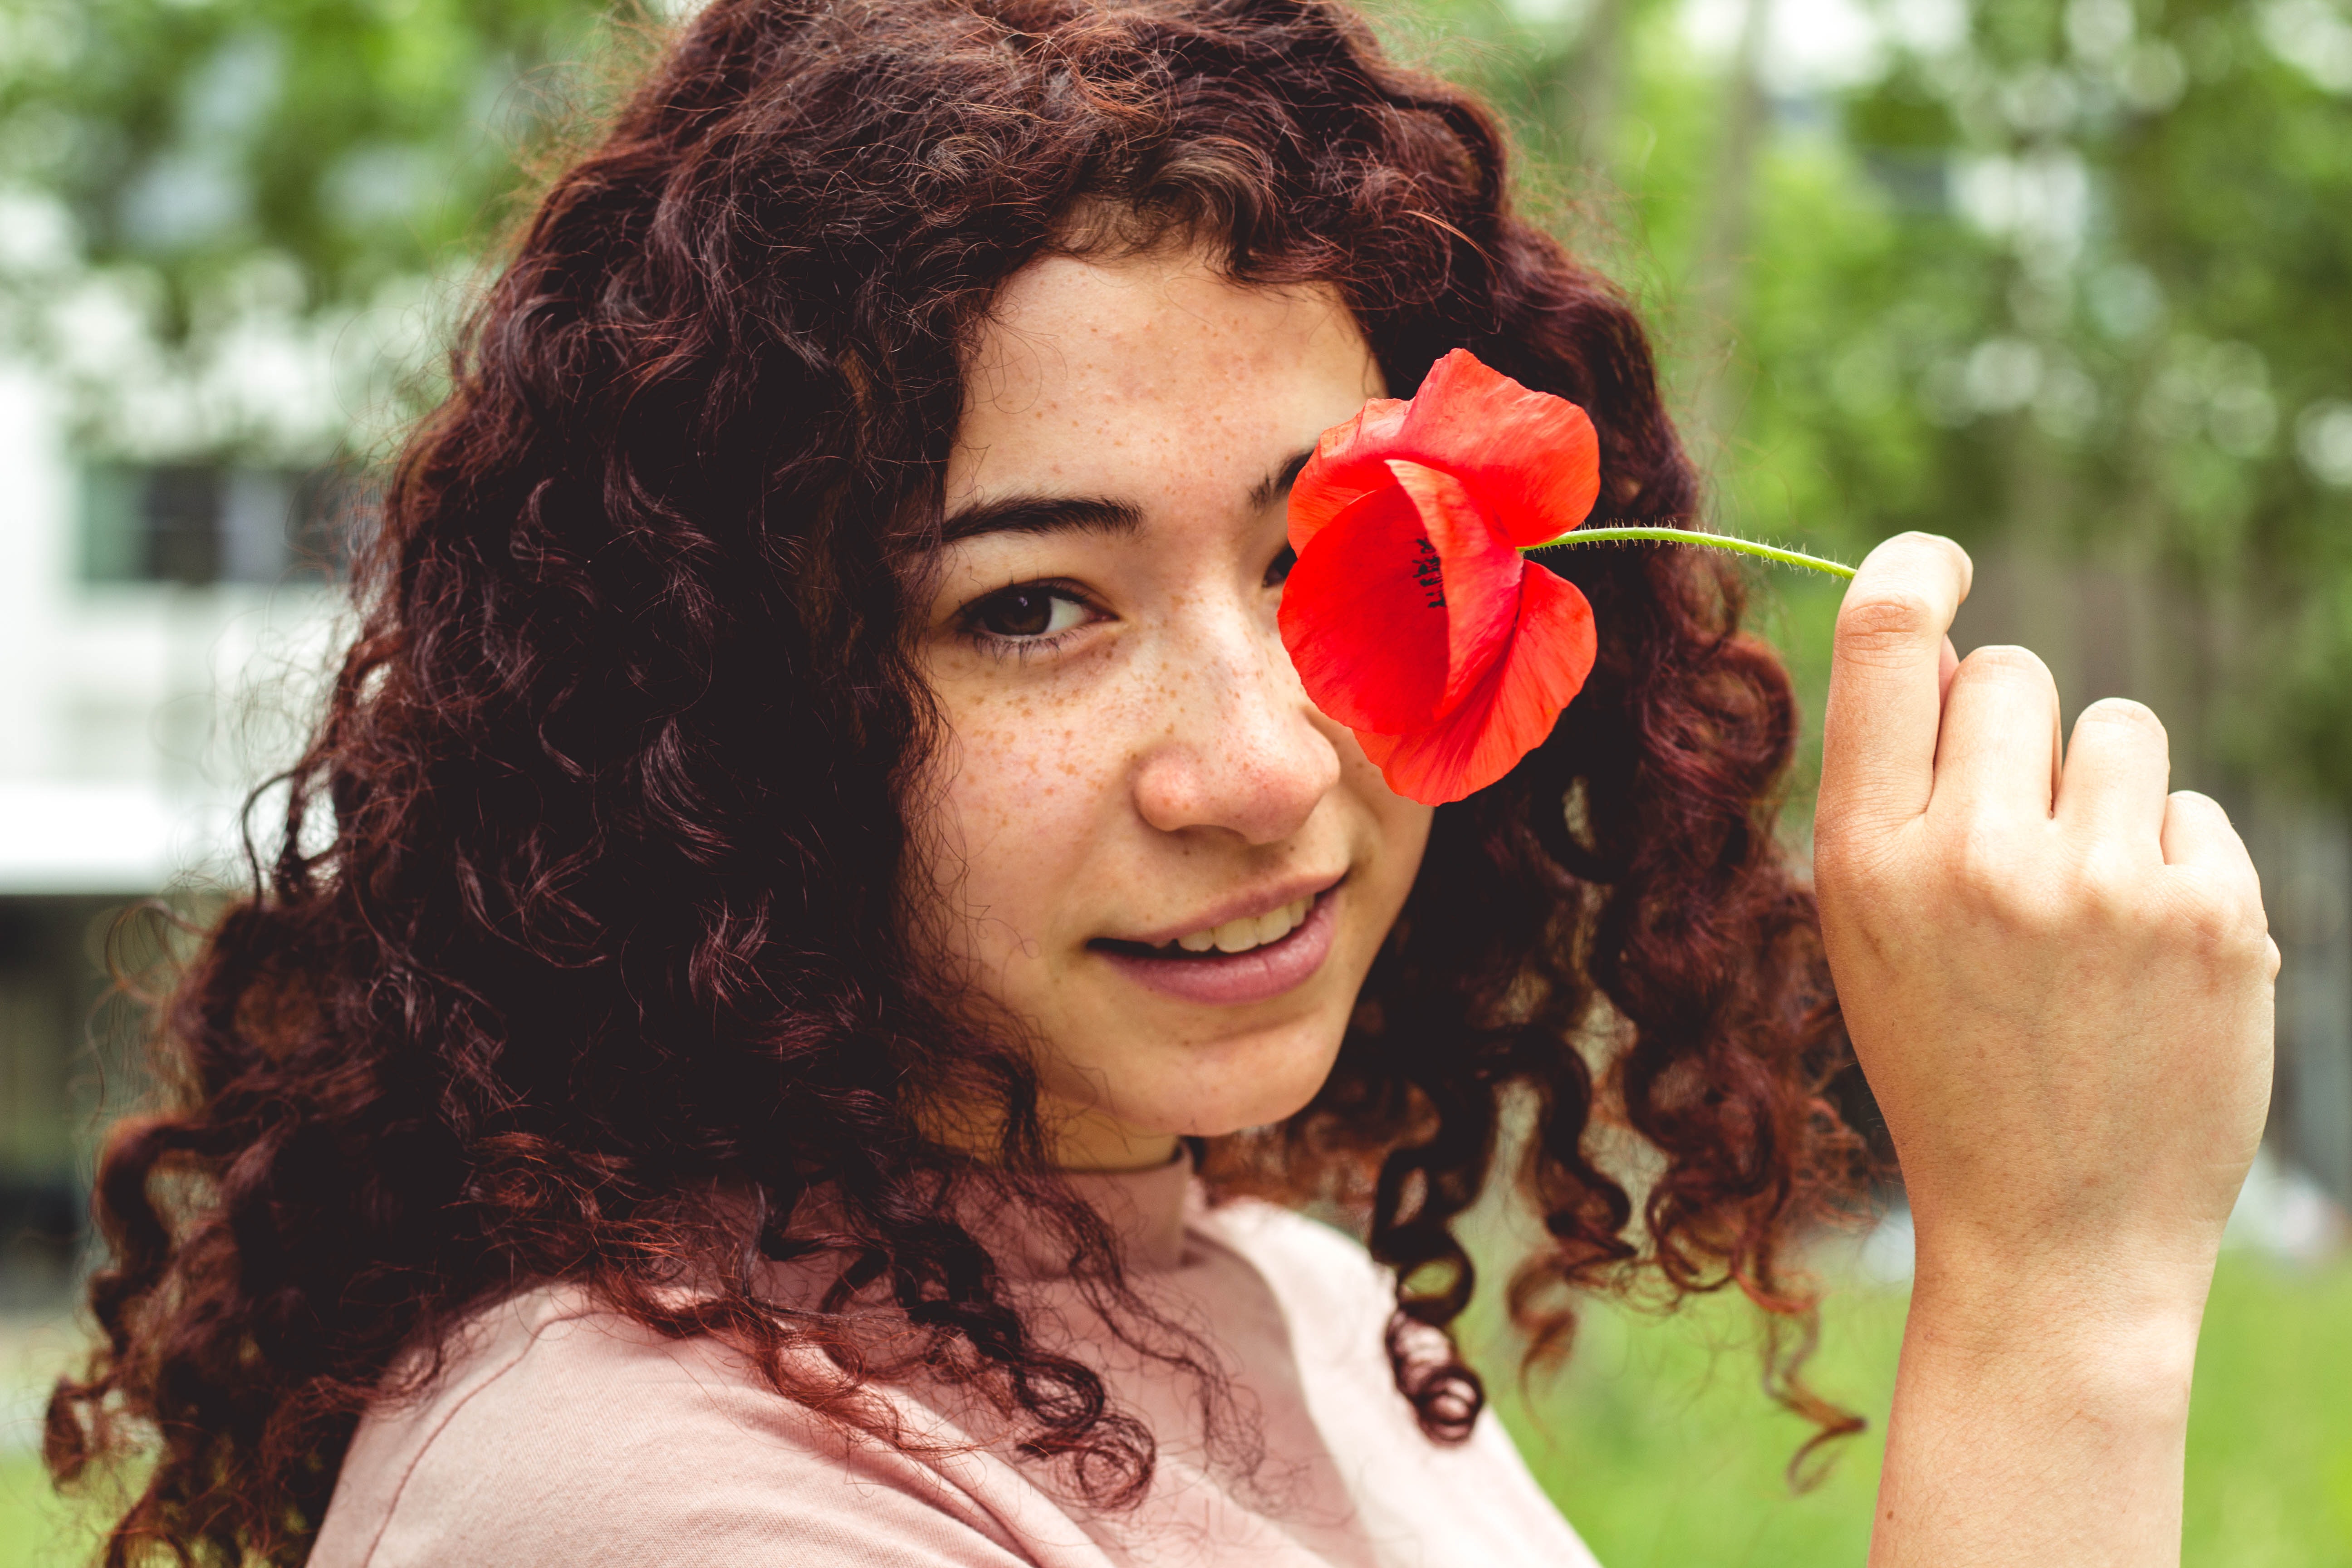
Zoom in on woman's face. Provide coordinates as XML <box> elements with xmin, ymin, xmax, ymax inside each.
<box><xmin>915</xmin><ymin>245</ymin><xmax>1434</xmax><ymax>1169</ymax></box>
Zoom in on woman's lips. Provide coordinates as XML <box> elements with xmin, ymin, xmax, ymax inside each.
<box><xmin>1093</xmin><ymin>886</ymin><xmax>1339</xmax><ymax>1007</ymax></box>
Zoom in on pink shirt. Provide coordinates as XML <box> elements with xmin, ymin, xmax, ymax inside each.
<box><xmin>314</xmin><ymin>1158</ymin><xmax>1601</xmax><ymax>1567</ymax></box>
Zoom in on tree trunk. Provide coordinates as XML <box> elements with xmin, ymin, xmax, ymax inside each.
<box><xmin>1686</xmin><ymin>0</ymin><xmax>1772</xmax><ymax>454</ymax></box>
<box><xmin>1554</xmin><ymin>0</ymin><xmax>1632</xmax><ymax>179</ymax></box>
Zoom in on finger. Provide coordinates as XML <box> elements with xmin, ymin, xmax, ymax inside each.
<box><xmin>2055</xmin><ymin>698</ymin><xmax>2170</xmax><ymax>850</ymax></box>
<box><xmin>2158</xmin><ymin>790</ymin><xmax>2262</xmax><ymax>900</ymax></box>
<box><xmin>1821</xmin><ymin>534</ymin><xmax>1973</xmax><ymax>831</ymax></box>
<box><xmin>1938</xmin><ymin>636</ymin><xmax>1958</xmax><ymax>705</ymax></box>
<box><xmin>1927</xmin><ymin>645</ymin><xmax>2060</xmax><ymax>823</ymax></box>
<box><xmin>2159</xmin><ymin>791</ymin><xmax>2271</xmax><ymax>962</ymax></box>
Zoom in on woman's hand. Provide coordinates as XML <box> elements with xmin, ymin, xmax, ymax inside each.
<box><xmin>1812</xmin><ymin>532</ymin><xmax>2277</xmax><ymax>1567</ymax></box>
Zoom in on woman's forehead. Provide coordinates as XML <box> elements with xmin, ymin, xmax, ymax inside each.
<box><xmin>946</xmin><ymin>247</ymin><xmax>1381</xmax><ymax>508</ymax></box>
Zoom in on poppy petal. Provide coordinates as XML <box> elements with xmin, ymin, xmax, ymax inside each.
<box><xmin>1355</xmin><ymin>562</ymin><xmax>1597</xmax><ymax>805</ymax></box>
<box><xmin>1288</xmin><ymin>351</ymin><xmax>1601</xmax><ymax>553</ymax></box>
<box><xmin>1287</xmin><ymin>397</ymin><xmax>1411</xmax><ymax>552</ymax></box>
<box><xmin>1381</xmin><ymin>459</ymin><xmax>1524</xmax><ymax>717</ymax></box>
<box><xmin>1278</xmin><ymin>483</ymin><xmax>1450</xmax><ymax>733</ymax></box>
<box><xmin>1397</xmin><ymin>352</ymin><xmax>1601</xmax><ymax>548</ymax></box>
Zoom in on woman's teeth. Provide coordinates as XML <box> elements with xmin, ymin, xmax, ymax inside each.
<box><xmin>1167</xmin><ymin>897</ymin><xmax>1313</xmax><ymax>956</ymax></box>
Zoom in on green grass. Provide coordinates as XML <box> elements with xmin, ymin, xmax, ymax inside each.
<box><xmin>5</xmin><ymin>1251</ymin><xmax>2350</xmax><ymax>1565</ymax></box>
<box><xmin>1482</xmin><ymin>1269</ymin><xmax>1906</xmax><ymax>1565</ymax></box>
<box><xmin>0</xmin><ymin>1446</ymin><xmax>95</xmax><ymax>1568</ymax></box>
<box><xmin>1486</xmin><ymin>1251</ymin><xmax>2352</xmax><ymax>1567</ymax></box>
<box><xmin>2181</xmin><ymin>1254</ymin><xmax>2352</xmax><ymax>1564</ymax></box>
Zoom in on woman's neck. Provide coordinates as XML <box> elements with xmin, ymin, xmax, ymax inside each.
<box><xmin>922</xmin><ymin>1096</ymin><xmax>1182</xmax><ymax>1173</ymax></box>
<box><xmin>1046</xmin><ymin>1107</ymin><xmax>1182</xmax><ymax>1173</ymax></box>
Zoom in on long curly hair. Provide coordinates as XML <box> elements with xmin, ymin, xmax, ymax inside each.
<box><xmin>45</xmin><ymin>0</ymin><xmax>1870</xmax><ymax>1560</ymax></box>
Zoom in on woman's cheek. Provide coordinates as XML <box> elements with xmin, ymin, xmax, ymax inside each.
<box><xmin>1331</xmin><ymin>725</ymin><xmax>1433</xmax><ymax>914</ymax></box>
<box><xmin>1365</xmin><ymin>799</ymin><xmax>1434</xmax><ymax>952</ymax></box>
<box><xmin>926</xmin><ymin>689</ymin><xmax>1128</xmax><ymax>957</ymax></box>
<box><xmin>949</xmin><ymin>690</ymin><xmax>1128</xmax><ymax>829</ymax></box>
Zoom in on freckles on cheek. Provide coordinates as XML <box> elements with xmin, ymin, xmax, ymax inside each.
<box><xmin>946</xmin><ymin>695</ymin><xmax>1127</xmax><ymax>836</ymax></box>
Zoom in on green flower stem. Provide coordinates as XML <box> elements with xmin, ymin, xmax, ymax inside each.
<box><xmin>1527</xmin><ymin>525</ymin><xmax>1857</xmax><ymax>580</ymax></box>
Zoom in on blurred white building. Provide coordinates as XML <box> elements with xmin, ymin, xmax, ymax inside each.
<box><xmin>0</xmin><ymin>359</ymin><xmax>346</xmax><ymax>1306</ymax></box>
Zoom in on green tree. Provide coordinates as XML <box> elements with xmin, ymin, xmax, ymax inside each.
<box><xmin>0</xmin><ymin>0</ymin><xmax>628</xmax><ymax>460</ymax></box>
<box><xmin>1391</xmin><ymin>0</ymin><xmax>2352</xmax><ymax>804</ymax></box>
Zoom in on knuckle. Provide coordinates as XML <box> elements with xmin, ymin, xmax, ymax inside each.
<box><xmin>1945</xmin><ymin>818</ymin><xmax>2035</xmax><ymax>914</ymax></box>
<box><xmin>1813</xmin><ymin>825</ymin><xmax>1898</xmax><ymax>900</ymax></box>
<box><xmin>1834</xmin><ymin>591</ymin><xmax>1939</xmax><ymax>662</ymax></box>
<box><xmin>2071</xmin><ymin>850</ymin><xmax>2141</xmax><ymax>922</ymax></box>
<box><xmin>2163</xmin><ymin>874</ymin><xmax>2267</xmax><ymax>966</ymax></box>
<box><xmin>2197</xmin><ymin>909</ymin><xmax>2262</xmax><ymax>969</ymax></box>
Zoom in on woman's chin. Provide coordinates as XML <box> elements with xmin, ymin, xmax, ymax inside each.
<box><xmin>1071</xmin><ymin>1018</ymin><xmax>1347</xmax><ymax>1143</ymax></box>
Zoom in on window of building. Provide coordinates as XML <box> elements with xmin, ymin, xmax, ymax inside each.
<box><xmin>78</xmin><ymin>463</ymin><xmax>367</xmax><ymax>587</ymax></box>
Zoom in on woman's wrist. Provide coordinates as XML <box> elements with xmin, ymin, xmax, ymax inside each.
<box><xmin>1912</xmin><ymin>1222</ymin><xmax>2211</xmax><ymax>1383</ymax></box>
<box><xmin>1908</xmin><ymin>1205</ymin><xmax>2222</xmax><ymax>1355</ymax></box>
<box><xmin>1904</xmin><ymin>1259</ymin><xmax>2203</xmax><ymax>1416</ymax></box>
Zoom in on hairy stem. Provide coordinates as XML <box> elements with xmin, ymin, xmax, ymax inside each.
<box><xmin>1529</xmin><ymin>525</ymin><xmax>1856</xmax><ymax>580</ymax></box>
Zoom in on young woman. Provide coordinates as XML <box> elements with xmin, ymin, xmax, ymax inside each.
<box><xmin>46</xmin><ymin>0</ymin><xmax>2275</xmax><ymax>1563</ymax></box>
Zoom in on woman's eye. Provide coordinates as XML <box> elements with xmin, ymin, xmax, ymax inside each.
<box><xmin>968</xmin><ymin>585</ymin><xmax>1093</xmax><ymax>641</ymax></box>
<box><xmin>1264</xmin><ymin>544</ymin><xmax>1296</xmax><ymax>588</ymax></box>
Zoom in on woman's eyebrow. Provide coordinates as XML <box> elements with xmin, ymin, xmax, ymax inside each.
<box><xmin>938</xmin><ymin>446</ymin><xmax>1314</xmax><ymax>544</ymax></box>
<box><xmin>1251</xmin><ymin>448</ymin><xmax>1315</xmax><ymax>510</ymax></box>
<box><xmin>938</xmin><ymin>495</ymin><xmax>1145</xmax><ymax>544</ymax></box>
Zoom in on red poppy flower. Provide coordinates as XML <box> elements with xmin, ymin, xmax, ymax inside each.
<box><xmin>1278</xmin><ymin>349</ymin><xmax>1602</xmax><ymax>805</ymax></box>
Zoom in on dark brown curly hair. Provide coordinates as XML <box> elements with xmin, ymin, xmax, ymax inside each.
<box><xmin>45</xmin><ymin>0</ymin><xmax>1870</xmax><ymax>1560</ymax></box>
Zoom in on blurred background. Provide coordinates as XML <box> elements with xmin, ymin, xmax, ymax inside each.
<box><xmin>0</xmin><ymin>0</ymin><xmax>2348</xmax><ymax>1559</ymax></box>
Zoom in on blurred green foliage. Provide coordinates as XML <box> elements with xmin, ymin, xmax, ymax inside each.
<box><xmin>0</xmin><ymin>0</ymin><xmax>645</xmax><ymax>458</ymax></box>
<box><xmin>0</xmin><ymin>0</ymin><xmax>617</xmax><ymax>314</ymax></box>
<box><xmin>1385</xmin><ymin>0</ymin><xmax>2352</xmax><ymax>804</ymax></box>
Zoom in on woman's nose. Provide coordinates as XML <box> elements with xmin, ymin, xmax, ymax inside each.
<box><xmin>1131</xmin><ymin>611</ymin><xmax>1343</xmax><ymax>844</ymax></box>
